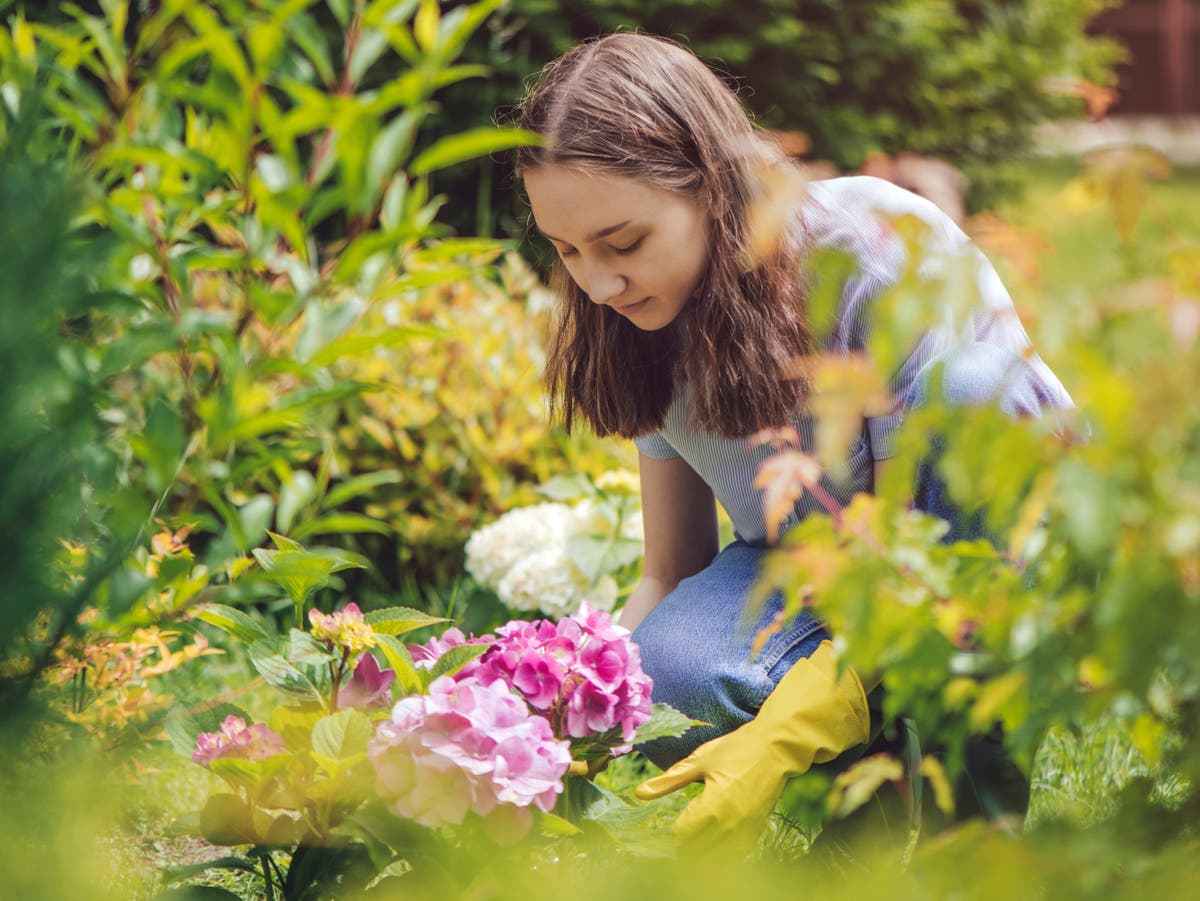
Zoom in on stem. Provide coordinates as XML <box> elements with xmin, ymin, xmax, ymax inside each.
<box><xmin>260</xmin><ymin>853</ymin><xmax>276</xmax><ymax>901</ymax></box>
<box><xmin>330</xmin><ymin>646</ymin><xmax>351</xmax><ymax>711</ymax></box>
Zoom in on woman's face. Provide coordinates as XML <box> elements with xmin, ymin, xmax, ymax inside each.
<box><xmin>524</xmin><ymin>166</ymin><xmax>711</xmax><ymax>331</ymax></box>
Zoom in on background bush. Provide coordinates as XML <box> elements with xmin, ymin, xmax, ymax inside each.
<box><xmin>432</xmin><ymin>0</ymin><xmax>1125</xmax><ymax>240</ymax></box>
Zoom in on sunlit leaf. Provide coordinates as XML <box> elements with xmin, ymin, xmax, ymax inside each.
<box><xmin>410</xmin><ymin>127</ymin><xmax>543</xmax><ymax>175</ymax></box>
<box><xmin>196</xmin><ymin>604</ymin><xmax>272</xmax><ymax>644</ymax></box>
<box><xmin>312</xmin><ymin>708</ymin><xmax>373</xmax><ymax>761</ymax></box>
<box><xmin>364</xmin><ymin>606</ymin><xmax>449</xmax><ymax>636</ymax></box>
<box><xmin>826</xmin><ymin>753</ymin><xmax>904</xmax><ymax>819</ymax></box>
<box><xmin>429</xmin><ymin>642</ymin><xmax>490</xmax><ymax>679</ymax></box>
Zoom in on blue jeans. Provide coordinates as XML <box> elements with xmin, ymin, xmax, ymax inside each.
<box><xmin>632</xmin><ymin>542</ymin><xmax>830</xmax><ymax>768</ymax></box>
<box><xmin>632</xmin><ymin>344</ymin><xmax>1050</xmax><ymax>768</ymax></box>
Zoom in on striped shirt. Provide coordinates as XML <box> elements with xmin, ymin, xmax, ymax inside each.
<box><xmin>634</xmin><ymin>176</ymin><xmax>1073</xmax><ymax>544</ymax></box>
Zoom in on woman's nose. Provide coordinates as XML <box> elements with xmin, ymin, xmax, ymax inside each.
<box><xmin>585</xmin><ymin>264</ymin><xmax>627</xmax><ymax>305</ymax></box>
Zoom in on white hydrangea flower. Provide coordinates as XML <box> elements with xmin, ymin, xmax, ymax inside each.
<box><xmin>464</xmin><ymin>502</ymin><xmax>573</xmax><ymax>590</ymax></box>
<box><xmin>496</xmin><ymin>545</ymin><xmax>618</xmax><ymax>619</ymax></box>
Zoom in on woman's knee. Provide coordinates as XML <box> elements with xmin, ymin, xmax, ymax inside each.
<box><xmin>631</xmin><ymin>604</ymin><xmax>762</xmax><ymax>721</ymax></box>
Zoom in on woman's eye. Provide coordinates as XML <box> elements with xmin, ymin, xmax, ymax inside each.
<box><xmin>558</xmin><ymin>246</ymin><xmax>578</xmax><ymax>258</ymax></box>
<box><xmin>613</xmin><ymin>237</ymin><xmax>644</xmax><ymax>256</ymax></box>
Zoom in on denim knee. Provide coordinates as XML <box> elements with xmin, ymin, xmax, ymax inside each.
<box><xmin>630</xmin><ymin>543</ymin><xmax>830</xmax><ymax>769</ymax></box>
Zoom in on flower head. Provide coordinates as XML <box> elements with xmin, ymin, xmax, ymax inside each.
<box><xmin>475</xmin><ymin>604</ymin><xmax>654</xmax><ymax>747</ymax></box>
<box><xmin>192</xmin><ymin>715</ymin><xmax>286</xmax><ymax>766</ymax></box>
<box><xmin>309</xmin><ymin>602</ymin><xmax>376</xmax><ymax>652</ymax></box>
<box><xmin>496</xmin><ymin>545</ymin><xmax>617</xmax><ymax>618</ymax></box>
<box><xmin>368</xmin><ymin>676</ymin><xmax>571</xmax><ymax>830</ymax></box>
<box><xmin>465</xmin><ymin>503</ymin><xmax>574</xmax><ymax>590</ymax></box>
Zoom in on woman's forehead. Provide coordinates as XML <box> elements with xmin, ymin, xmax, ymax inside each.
<box><xmin>525</xmin><ymin>166</ymin><xmax>681</xmax><ymax>240</ymax></box>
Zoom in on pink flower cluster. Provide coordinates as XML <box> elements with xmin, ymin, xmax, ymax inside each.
<box><xmin>475</xmin><ymin>603</ymin><xmax>653</xmax><ymax>746</ymax></box>
<box><xmin>367</xmin><ymin>676</ymin><xmax>571</xmax><ymax>830</ymax></box>
<box><xmin>192</xmin><ymin>715</ymin><xmax>286</xmax><ymax>765</ymax></box>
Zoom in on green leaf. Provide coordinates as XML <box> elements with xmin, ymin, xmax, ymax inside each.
<box><xmin>269</xmin><ymin>705</ymin><xmax>324</xmax><ymax>751</ymax></box>
<box><xmin>196</xmin><ymin>604</ymin><xmax>272</xmax><ymax>644</ymax></box>
<box><xmin>312</xmin><ymin>708</ymin><xmax>373</xmax><ymax>760</ymax></box>
<box><xmin>372</xmin><ymin>634</ymin><xmax>423</xmax><ymax>696</ymax></box>
<box><xmin>322</xmin><ymin>470</ymin><xmax>405</xmax><ymax>510</ymax></box>
<box><xmin>129</xmin><ymin>397</ymin><xmax>185</xmax><ymax>495</ymax></box>
<box><xmin>538</xmin><ymin>811</ymin><xmax>583</xmax><ymax>837</ymax></box>
<box><xmin>364</xmin><ymin>606</ymin><xmax>449</xmax><ymax>636</ymax></box>
<box><xmin>290</xmin><ymin>512</ymin><xmax>393</xmax><ymax>540</ymax></box>
<box><xmin>367</xmin><ymin>108</ymin><xmax>424</xmax><ymax>201</ymax></box>
<box><xmin>198</xmin><ymin>793</ymin><xmax>258</xmax><ymax>846</ymax></box>
<box><xmin>826</xmin><ymin>754</ymin><xmax>904</xmax><ymax>820</ymax></box>
<box><xmin>307</xmin><ymin>324</ymin><xmax>440</xmax><ymax>368</ymax></box>
<box><xmin>429</xmin><ymin>642</ymin><xmax>490</xmax><ymax>679</ymax></box>
<box><xmin>413</xmin><ymin>0</ymin><xmax>439</xmax><ymax>52</ymax></box>
<box><xmin>325</xmin><ymin>0</ymin><xmax>351</xmax><ymax>27</ymax></box>
<box><xmin>235</xmin><ymin>495</ymin><xmax>276</xmax><ymax>553</ymax></box>
<box><xmin>252</xmin><ymin>547</ymin><xmax>337</xmax><ymax>605</ymax></box>
<box><xmin>249</xmin><ymin>639</ymin><xmax>328</xmax><ymax>702</ymax></box>
<box><xmin>288</xmin><ymin>628</ymin><xmax>336</xmax><ymax>666</ymax></box>
<box><xmin>268</xmin><ymin>531</ymin><xmax>304</xmax><ymax>552</ymax></box>
<box><xmin>436</xmin><ymin>0</ymin><xmax>506</xmax><ymax>62</ymax></box>
<box><xmin>277</xmin><ymin>470</ymin><xmax>317</xmax><ymax>534</ymax></box>
<box><xmin>285</xmin><ymin>12</ymin><xmax>334</xmax><ymax>85</ymax></box>
<box><xmin>410</xmin><ymin>127</ymin><xmax>543</xmax><ymax>175</ymax></box>
<box><xmin>576</xmin><ymin>782</ymin><xmax>672</xmax><ymax>855</ymax></box>
<box><xmin>566</xmin><ymin>533</ymin><xmax>643</xmax><ymax>583</ymax></box>
<box><xmin>631</xmin><ymin>703</ymin><xmax>699</xmax><ymax>745</ymax></box>
<box><xmin>161</xmin><ymin>856</ymin><xmax>260</xmax><ymax>884</ymax></box>
<box><xmin>348</xmin><ymin>27</ymin><xmax>390</xmax><ymax>86</ymax></box>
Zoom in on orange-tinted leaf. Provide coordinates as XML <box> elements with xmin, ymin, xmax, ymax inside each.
<box><xmin>753</xmin><ymin>450</ymin><xmax>823</xmax><ymax>543</ymax></box>
<box><xmin>826</xmin><ymin>753</ymin><xmax>904</xmax><ymax>819</ymax></box>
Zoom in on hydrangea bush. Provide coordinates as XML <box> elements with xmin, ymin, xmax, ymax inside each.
<box><xmin>173</xmin><ymin>582</ymin><xmax>692</xmax><ymax>896</ymax></box>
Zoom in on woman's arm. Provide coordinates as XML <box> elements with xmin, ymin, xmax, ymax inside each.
<box><xmin>618</xmin><ymin>452</ymin><xmax>719</xmax><ymax>632</ymax></box>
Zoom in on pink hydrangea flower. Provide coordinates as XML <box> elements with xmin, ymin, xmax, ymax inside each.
<box><xmin>368</xmin><ymin>676</ymin><xmax>571</xmax><ymax>830</ymax></box>
<box><xmin>475</xmin><ymin>604</ymin><xmax>654</xmax><ymax>748</ymax></box>
<box><xmin>192</xmin><ymin>715</ymin><xmax>286</xmax><ymax>765</ymax></box>
<box><xmin>309</xmin><ymin>602</ymin><xmax>376</xmax><ymax>652</ymax></box>
<box><xmin>338</xmin><ymin>652</ymin><xmax>396</xmax><ymax>710</ymax></box>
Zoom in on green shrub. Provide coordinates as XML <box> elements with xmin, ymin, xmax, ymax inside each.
<box><xmin>0</xmin><ymin>0</ymin><xmax>622</xmax><ymax>653</ymax></box>
<box><xmin>433</xmin><ymin>0</ymin><xmax>1123</xmax><ymax>238</ymax></box>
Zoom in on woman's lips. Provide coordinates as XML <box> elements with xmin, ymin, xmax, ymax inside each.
<box><xmin>617</xmin><ymin>297</ymin><xmax>650</xmax><ymax>315</ymax></box>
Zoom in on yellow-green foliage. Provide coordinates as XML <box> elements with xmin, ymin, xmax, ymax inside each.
<box><xmin>337</xmin><ymin>250</ymin><xmax>628</xmax><ymax>584</ymax></box>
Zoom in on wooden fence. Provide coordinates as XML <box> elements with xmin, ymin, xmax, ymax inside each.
<box><xmin>1092</xmin><ymin>0</ymin><xmax>1200</xmax><ymax>115</ymax></box>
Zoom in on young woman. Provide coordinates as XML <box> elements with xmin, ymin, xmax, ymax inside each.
<box><xmin>514</xmin><ymin>33</ymin><xmax>1073</xmax><ymax>847</ymax></box>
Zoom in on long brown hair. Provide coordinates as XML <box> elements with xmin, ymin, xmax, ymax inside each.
<box><xmin>515</xmin><ymin>33</ymin><xmax>812</xmax><ymax>440</ymax></box>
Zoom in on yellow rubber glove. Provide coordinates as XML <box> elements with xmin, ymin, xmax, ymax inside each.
<box><xmin>635</xmin><ymin>640</ymin><xmax>869</xmax><ymax>851</ymax></box>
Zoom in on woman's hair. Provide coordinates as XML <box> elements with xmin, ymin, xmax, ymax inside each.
<box><xmin>515</xmin><ymin>33</ymin><xmax>812</xmax><ymax>440</ymax></box>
